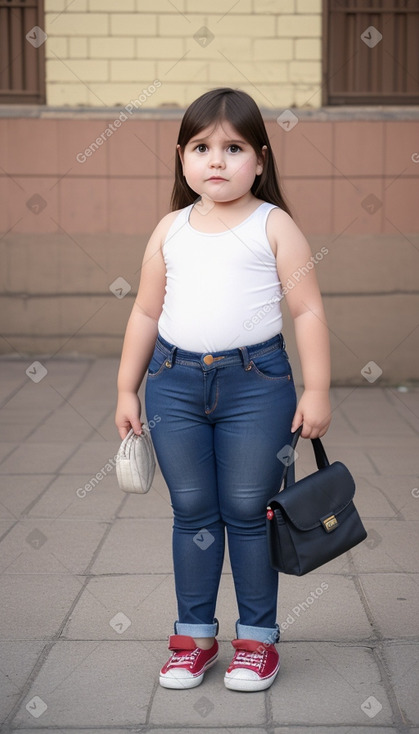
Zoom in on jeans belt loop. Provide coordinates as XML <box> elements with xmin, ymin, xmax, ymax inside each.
<box><xmin>165</xmin><ymin>345</ymin><xmax>177</xmax><ymax>367</ymax></box>
<box><xmin>239</xmin><ymin>345</ymin><xmax>251</xmax><ymax>370</ymax></box>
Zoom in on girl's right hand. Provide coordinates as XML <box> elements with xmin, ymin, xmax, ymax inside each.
<box><xmin>115</xmin><ymin>391</ymin><xmax>143</xmax><ymax>439</ymax></box>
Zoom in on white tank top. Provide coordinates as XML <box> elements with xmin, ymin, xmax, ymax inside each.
<box><xmin>158</xmin><ymin>201</ymin><xmax>283</xmax><ymax>352</ymax></box>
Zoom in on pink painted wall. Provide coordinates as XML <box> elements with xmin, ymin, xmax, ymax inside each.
<box><xmin>1</xmin><ymin>117</ymin><xmax>418</xmax><ymax>237</ymax></box>
<box><xmin>1</xmin><ymin>113</ymin><xmax>418</xmax><ymax>381</ymax></box>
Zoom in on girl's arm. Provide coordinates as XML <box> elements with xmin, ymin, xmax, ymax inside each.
<box><xmin>268</xmin><ymin>209</ymin><xmax>332</xmax><ymax>439</ymax></box>
<box><xmin>115</xmin><ymin>215</ymin><xmax>171</xmax><ymax>439</ymax></box>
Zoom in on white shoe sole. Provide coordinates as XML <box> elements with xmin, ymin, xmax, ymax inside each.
<box><xmin>159</xmin><ymin>654</ymin><xmax>218</xmax><ymax>689</ymax></box>
<box><xmin>224</xmin><ymin>664</ymin><xmax>280</xmax><ymax>692</ymax></box>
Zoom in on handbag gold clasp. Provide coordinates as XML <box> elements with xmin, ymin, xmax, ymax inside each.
<box><xmin>322</xmin><ymin>514</ymin><xmax>338</xmax><ymax>532</ymax></box>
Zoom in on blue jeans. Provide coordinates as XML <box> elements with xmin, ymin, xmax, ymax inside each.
<box><xmin>145</xmin><ymin>333</ymin><xmax>297</xmax><ymax>644</ymax></box>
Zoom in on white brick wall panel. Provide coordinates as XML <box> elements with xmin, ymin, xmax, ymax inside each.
<box><xmin>110</xmin><ymin>60</ymin><xmax>157</xmax><ymax>82</ymax></box>
<box><xmin>276</xmin><ymin>14</ymin><xmax>321</xmax><ymax>37</ymax></box>
<box><xmin>110</xmin><ymin>13</ymin><xmax>157</xmax><ymax>36</ymax></box>
<box><xmin>136</xmin><ymin>38</ymin><xmax>184</xmax><ymax>59</ymax></box>
<box><xmin>253</xmin><ymin>38</ymin><xmax>294</xmax><ymax>60</ymax></box>
<box><xmin>185</xmin><ymin>0</ymin><xmax>252</xmax><ymax>12</ymax></box>
<box><xmin>289</xmin><ymin>60</ymin><xmax>321</xmax><ymax>83</ymax></box>
<box><xmin>45</xmin><ymin>12</ymin><xmax>108</xmax><ymax>35</ymax></box>
<box><xmin>90</xmin><ymin>38</ymin><xmax>136</xmax><ymax>58</ymax></box>
<box><xmin>295</xmin><ymin>38</ymin><xmax>322</xmax><ymax>60</ymax></box>
<box><xmin>69</xmin><ymin>37</ymin><xmax>89</xmax><ymax>58</ymax></box>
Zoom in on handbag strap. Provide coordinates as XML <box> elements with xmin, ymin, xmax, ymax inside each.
<box><xmin>283</xmin><ymin>425</ymin><xmax>330</xmax><ymax>489</ymax></box>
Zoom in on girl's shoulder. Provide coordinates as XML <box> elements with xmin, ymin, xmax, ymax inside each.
<box><xmin>153</xmin><ymin>207</ymin><xmax>189</xmax><ymax>244</ymax></box>
<box><xmin>266</xmin><ymin>205</ymin><xmax>305</xmax><ymax>258</ymax></box>
<box><xmin>265</xmin><ymin>204</ymin><xmax>293</xmax><ymax>226</ymax></box>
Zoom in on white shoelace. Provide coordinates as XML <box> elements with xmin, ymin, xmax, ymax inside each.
<box><xmin>169</xmin><ymin>647</ymin><xmax>199</xmax><ymax>668</ymax></box>
<box><xmin>233</xmin><ymin>649</ymin><xmax>265</xmax><ymax>671</ymax></box>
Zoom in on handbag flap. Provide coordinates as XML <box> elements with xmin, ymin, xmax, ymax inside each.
<box><xmin>269</xmin><ymin>462</ymin><xmax>355</xmax><ymax>531</ymax></box>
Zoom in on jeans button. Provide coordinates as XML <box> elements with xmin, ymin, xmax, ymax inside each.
<box><xmin>203</xmin><ymin>355</ymin><xmax>213</xmax><ymax>365</ymax></box>
<box><xmin>165</xmin><ymin>360</ymin><xmax>172</xmax><ymax>368</ymax></box>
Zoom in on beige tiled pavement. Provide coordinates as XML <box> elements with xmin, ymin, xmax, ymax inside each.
<box><xmin>0</xmin><ymin>356</ymin><xmax>418</xmax><ymax>733</ymax></box>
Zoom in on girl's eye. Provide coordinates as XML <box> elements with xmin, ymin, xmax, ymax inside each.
<box><xmin>228</xmin><ymin>145</ymin><xmax>241</xmax><ymax>153</ymax></box>
<box><xmin>195</xmin><ymin>144</ymin><xmax>207</xmax><ymax>153</ymax></box>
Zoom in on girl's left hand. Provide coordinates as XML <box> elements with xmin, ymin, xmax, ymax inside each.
<box><xmin>291</xmin><ymin>389</ymin><xmax>331</xmax><ymax>439</ymax></box>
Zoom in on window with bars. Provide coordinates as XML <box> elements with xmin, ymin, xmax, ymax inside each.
<box><xmin>0</xmin><ymin>0</ymin><xmax>46</xmax><ymax>104</ymax></box>
<box><xmin>323</xmin><ymin>0</ymin><xmax>419</xmax><ymax>105</ymax></box>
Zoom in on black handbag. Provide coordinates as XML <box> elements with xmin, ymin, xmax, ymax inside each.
<box><xmin>266</xmin><ymin>426</ymin><xmax>367</xmax><ymax>575</ymax></box>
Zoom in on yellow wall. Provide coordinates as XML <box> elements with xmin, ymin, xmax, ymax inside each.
<box><xmin>44</xmin><ymin>0</ymin><xmax>322</xmax><ymax>108</ymax></box>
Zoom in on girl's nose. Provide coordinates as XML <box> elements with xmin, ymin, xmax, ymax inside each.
<box><xmin>209</xmin><ymin>154</ymin><xmax>225</xmax><ymax>169</ymax></box>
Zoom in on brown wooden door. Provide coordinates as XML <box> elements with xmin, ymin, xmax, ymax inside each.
<box><xmin>0</xmin><ymin>0</ymin><xmax>46</xmax><ymax>104</ymax></box>
<box><xmin>323</xmin><ymin>0</ymin><xmax>419</xmax><ymax>104</ymax></box>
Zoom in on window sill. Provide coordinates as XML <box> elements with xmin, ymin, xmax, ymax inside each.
<box><xmin>0</xmin><ymin>104</ymin><xmax>418</xmax><ymax>120</ymax></box>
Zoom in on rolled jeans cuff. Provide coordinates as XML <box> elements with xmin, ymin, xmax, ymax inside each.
<box><xmin>174</xmin><ymin>618</ymin><xmax>219</xmax><ymax>638</ymax></box>
<box><xmin>235</xmin><ymin>621</ymin><xmax>280</xmax><ymax>645</ymax></box>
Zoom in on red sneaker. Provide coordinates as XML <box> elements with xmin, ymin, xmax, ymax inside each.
<box><xmin>159</xmin><ymin>635</ymin><xmax>218</xmax><ymax>689</ymax></box>
<box><xmin>224</xmin><ymin>638</ymin><xmax>280</xmax><ymax>691</ymax></box>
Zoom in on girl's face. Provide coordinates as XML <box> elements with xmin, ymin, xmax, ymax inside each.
<box><xmin>178</xmin><ymin>120</ymin><xmax>265</xmax><ymax>205</ymax></box>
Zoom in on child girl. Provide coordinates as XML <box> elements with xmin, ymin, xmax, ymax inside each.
<box><xmin>115</xmin><ymin>88</ymin><xmax>331</xmax><ymax>693</ymax></box>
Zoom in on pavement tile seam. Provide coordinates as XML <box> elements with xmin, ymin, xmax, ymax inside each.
<box><xmin>0</xmin><ymin>520</ymin><xmax>20</xmax><ymax>548</ymax></box>
<box><xmin>81</xmin><ymin>501</ymin><xmax>127</xmax><ymax>578</ymax></box>
<box><xmin>384</xmin><ymin>388</ymin><xmax>419</xmax><ymax>434</ymax></box>
<box><xmin>380</xmin><ymin>641</ymin><xmax>419</xmax><ymax>729</ymax></box>
<box><xmin>0</xmin><ymin>731</ymin><xmax>280</xmax><ymax>734</ymax></box>
<box><xmin>364</xmin><ymin>451</ymin><xmax>390</xmax><ymax>477</ymax></box>
<box><xmin>0</xmin><ymin>375</ymin><xmax>30</xmax><ymax>412</ymax></box>
<box><xmin>1</xmin><ymin>639</ymin><xmax>54</xmax><ymax>731</ymax></box>
<box><xmin>46</xmin><ymin>386</ymin><xmax>110</xmax><ymax>445</ymax></box>
<box><xmin>0</xmin><ymin>370</ymin><xmax>418</xmax><ymax>731</ymax></box>
<box><xmin>350</xmin><ymin>564</ymin><xmax>390</xmax><ymax>644</ymax></box>
<box><xmin>5</xmin><ymin>569</ymin><xmax>413</xmax><ymax>577</ymax></box>
<box><xmin>22</xmin><ymin>361</ymin><xmax>95</xmax><ymax>444</ymax></box>
<box><xmin>0</xmin><ymin>445</ymin><xmax>24</xmax><ymax>472</ymax></box>
<box><xmin>143</xmin><ymin>678</ymin><xmax>161</xmax><ymax>732</ymax></box>
<box><xmin>371</xmin><ymin>642</ymin><xmax>417</xmax><ymax>731</ymax></box>
<box><xmin>95</xmin><ymin>404</ymin><xmax>119</xmax><ymax>435</ymax></box>
<box><xmin>359</xmin><ymin>477</ymin><xmax>410</xmax><ymax>521</ymax></box>
<box><xmin>0</xmin><ymin>442</ymin><xmax>100</xmax><ymax>480</ymax></box>
<box><xmin>1</xmin><ymin>519</ymin><xmax>128</xmax><ymax>727</ymax></box>
<box><xmin>47</xmin><ymin>438</ymin><xmax>109</xmax><ymax>478</ymax></box>
<box><xmin>0</xmin><ymin>729</ymin><xmax>408</xmax><ymax>733</ymax></box>
<box><xmin>365</xmin><ymin>475</ymin><xmax>412</xmax><ymax>509</ymax></box>
<box><xmin>327</xmin><ymin>387</ymin><xmax>367</xmax><ymax>428</ymax></box>
<box><xmin>13</xmin><ymin>476</ymin><xmax>63</xmax><ymax>520</ymax></box>
<box><xmin>267</xmin><ymin>642</ymin><xmax>394</xmax><ymax>730</ymax></box>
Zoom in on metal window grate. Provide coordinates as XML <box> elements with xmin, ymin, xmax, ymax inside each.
<box><xmin>0</xmin><ymin>0</ymin><xmax>46</xmax><ymax>104</ymax></box>
<box><xmin>323</xmin><ymin>0</ymin><xmax>419</xmax><ymax>105</ymax></box>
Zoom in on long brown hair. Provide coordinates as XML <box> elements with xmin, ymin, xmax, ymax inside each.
<box><xmin>170</xmin><ymin>87</ymin><xmax>292</xmax><ymax>217</ymax></box>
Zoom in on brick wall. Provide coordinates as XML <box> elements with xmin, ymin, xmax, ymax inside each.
<box><xmin>1</xmin><ymin>110</ymin><xmax>418</xmax><ymax>382</ymax></box>
<box><xmin>44</xmin><ymin>0</ymin><xmax>322</xmax><ymax>108</ymax></box>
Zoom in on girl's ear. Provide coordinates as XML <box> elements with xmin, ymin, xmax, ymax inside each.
<box><xmin>256</xmin><ymin>145</ymin><xmax>267</xmax><ymax>176</ymax></box>
<box><xmin>177</xmin><ymin>144</ymin><xmax>184</xmax><ymax>168</ymax></box>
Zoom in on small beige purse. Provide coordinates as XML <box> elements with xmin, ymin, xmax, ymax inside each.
<box><xmin>116</xmin><ymin>429</ymin><xmax>156</xmax><ymax>494</ymax></box>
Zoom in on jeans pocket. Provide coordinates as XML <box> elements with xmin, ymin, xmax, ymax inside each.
<box><xmin>249</xmin><ymin>349</ymin><xmax>292</xmax><ymax>381</ymax></box>
<box><xmin>147</xmin><ymin>347</ymin><xmax>169</xmax><ymax>377</ymax></box>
